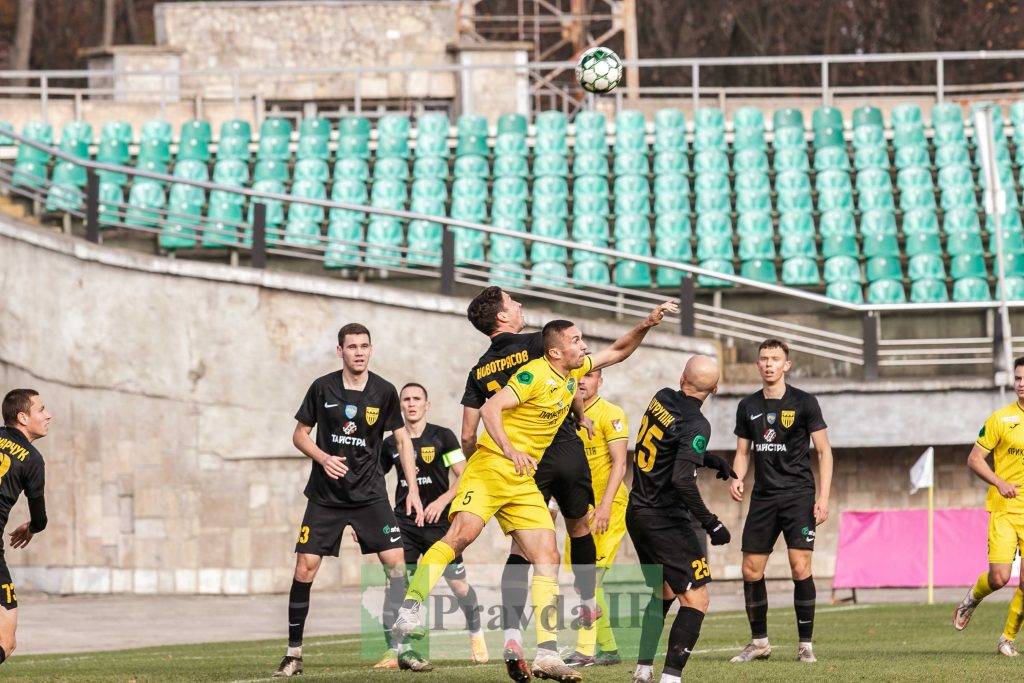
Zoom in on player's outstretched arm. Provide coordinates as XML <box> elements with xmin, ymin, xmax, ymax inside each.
<box><xmin>293</xmin><ymin>421</ymin><xmax>348</xmax><ymax>479</ymax></box>
<box><xmin>480</xmin><ymin>387</ymin><xmax>537</xmax><ymax>475</ymax></box>
<box><xmin>968</xmin><ymin>443</ymin><xmax>1020</xmax><ymax>498</ymax></box>
<box><xmin>589</xmin><ymin>301</ymin><xmax>678</xmax><ymax>371</ymax></box>
<box><xmin>460</xmin><ymin>406</ymin><xmax>481</xmax><ymax>457</ymax></box>
<box><xmin>393</xmin><ymin>426</ymin><xmax>425</xmax><ymax>525</ymax></box>
<box><xmin>811</xmin><ymin>429</ymin><xmax>833</xmax><ymax>524</ymax></box>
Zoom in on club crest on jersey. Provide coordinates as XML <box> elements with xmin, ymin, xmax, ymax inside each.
<box><xmin>420</xmin><ymin>446</ymin><xmax>435</xmax><ymax>464</ymax></box>
<box><xmin>567</xmin><ymin>378</ymin><xmax>576</xmax><ymax>392</ymax></box>
<box><xmin>763</xmin><ymin>428</ymin><xmax>777</xmax><ymax>443</ymax></box>
<box><xmin>766</xmin><ymin>413</ymin><xmax>776</xmax><ymax>425</ymax></box>
<box><xmin>342</xmin><ymin>421</ymin><xmax>357</xmax><ymax>435</ymax></box>
<box><xmin>345</xmin><ymin>404</ymin><xmax>357</xmax><ymax>419</ymax></box>
<box><xmin>365</xmin><ymin>407</ymin><xmax>379</xmax><ymax>425</ymax></box>
<box><xmin>781</xmin><ymin>410</ymin><xmax>795</xmax><ymax>428</ymax></box>
<box><xmin>611</xmin><ymin>419</ymin><xmax>624</xmax><ymax>433</ymax></box>
<box><xmin>517</xmin><ymin>370</ymin><xmax>534</xmax><ymax>385</ymax></box>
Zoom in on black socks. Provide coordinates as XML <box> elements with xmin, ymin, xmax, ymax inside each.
<box><xmin>663</xmin><ymin>606</ymin><xmax>704</xmax><ymax>677</ymax></box>
<box><xmin>569</xmin><ymin>534</ymin><xmax>597</xmax><ymax>600</ymax></box>
<box><xmin>501</xmin><ymin>553</ymin><xmax>531</xmax><ymax>630</ymax></box>
<box><xmin>383</xmin><ymin>570</ymin><xmax>408</xmax><ymax>649</ymax></box>
<box><xmin>743</xmin><ymin>578</ymin><xmax>768</xmax><ymax>640</ymax></box>
<box><xmin>637</xmin><ymin>595</ymin><xmax>675</xmax><ymax>665</ymax></box>
<box><xmin>288</xmin><ymin>579</ymin><xmax>313</xmax><ymax>648</ymax></box>
<box><xmin>794</xmin><ymin>576</ymin><xmax>816</xmax><ymax>641</ymax></box>
<box><xmin>458</xmin><ymin>584</ymin><xmax>482</xmax><ymax>632</ymax></box>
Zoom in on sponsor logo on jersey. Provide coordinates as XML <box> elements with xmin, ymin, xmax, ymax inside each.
<box><xmin>517</xmin><ymin>370</ymin><xmax>534</xmax><ymax>385</ymax></box>
<box><xmin>345</xmin><ymin>404</ymin><xmax>358</xmax><ymax>419</ymax></box>
<box><xmin>766</xmin><ymin>412</ymin><xmax>776</xmax><ymax>425</ymax></box>
<box><xmin>749</xmin><ymin>413</ymin><xmax>763</xmax><ymax>420</ymax></box>
<box><xmin>1003</xmin><ymin>415</ymin><xmax>1021</xmax><ymax>423</ymax></box>
<box><xmin>781</xmin><ymin>410</ymin><xmax>796</xmax><ymax>428</ymax></box>
<box><xmin>331</xmin><ymin>433</ymin><xmax>367</xmax><ymax>447</ymax></box>
<box><xmin>763</xmin><ymin>428</ymin><xmax>776</xmax><ymax>442</ymax></box>
<box><xmin>365</xmin><ymin>406</ymin><xmax>379</xmax><ymax>425</ymax></box>
<box><xmin>754</xmin><ymin>442</ymin><xmax>787</xmax><ymax>452</ymax></box>
<box><xmin>691</xmin><ymin>434</ymin><xmax>708</xmax><ymax>453</ymax></box>
<box><xmin>342</xmin><ymin>421</ymin><xmax>357</xmax><ymax>435</ymax></box>
<box><xmin>420</xmin><ymin>446</ymin><xmax>436</xmax><ymax>464</ymax></box>
<box><xmin>324</xmin><ymin>402</ymin><xmax>339</xmax><ymax>408</ymax></box>
<box><xmin>382</xmin><ymin>524</ymin><xmax>400</xmax><ymax>534</ymax></box>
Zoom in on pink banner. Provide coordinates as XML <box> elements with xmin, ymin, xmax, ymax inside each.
<box><xmin>833</xmin><ymin>508</ymin><xmax>991</xmax><ymax>589</ymax></box>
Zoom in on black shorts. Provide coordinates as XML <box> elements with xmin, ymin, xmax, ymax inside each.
<box><xmin>0</xmin><ymin>557</ymin><xmax>16</xmax><ymax>609</ymax></box>
<box><xmin>295</xmin><ymin>498</ymin><xmax>404</xmax><ymax>557</ymax></box>
<box><xmin>398</xmin><ymin>518</ymin><xmax>467</xmax><ymax>581</ymax></box>
<box><xmin>625</xmin><ymin>506</ymin><xmax>711</xmax><ymax>594</ymax></box>
<box><xmin>741</xmin><ymin>491</ymin><xmax>817</xmax><ymax>554</ymax></box>
<box><xmin>535</xmin><ymin>436</ymin><xmax>593</xmax><ymax>520</ymax></box>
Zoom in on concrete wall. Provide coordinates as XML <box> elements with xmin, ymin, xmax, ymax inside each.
<box><xmin>153</xmin><ymin>1</ymin><xmax>458</xmax><ymax>102</ymax></box>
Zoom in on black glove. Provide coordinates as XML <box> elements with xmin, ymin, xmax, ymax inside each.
<box><xmin>703</xmin><ymin>516</ymin><xmax>731</xmax><ymax>546</ymax></box>
<box><xmin>702</xmin><ymin>453</ymin><xmax>738</xmax><ymax>481</ymax></box>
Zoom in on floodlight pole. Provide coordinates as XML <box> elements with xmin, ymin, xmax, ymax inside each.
<box><xmin>974</xmin><ymin>106</ymin><xmax>1014</xmax><ymax>383</ymax></box>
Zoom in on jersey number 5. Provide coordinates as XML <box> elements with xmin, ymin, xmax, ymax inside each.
<box><xmin>635</xmin><ymin>414</ymin><xmax>664</xmax><ymax>473</ymax></box>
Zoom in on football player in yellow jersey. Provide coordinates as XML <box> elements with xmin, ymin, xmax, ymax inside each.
<box><xmin>559</xmin><ymin>368</ymin><xmax>630</xmax><ymax>668</ymax></box>
<box><xmin>953</xmin><ymin>357</ymin><xmax>1024</xmax><ymax>657</ymax></box>
<box><xmin>394</xmin><ymin>303</ymin><xmax>677</xmax><ymax>682</ymax></box>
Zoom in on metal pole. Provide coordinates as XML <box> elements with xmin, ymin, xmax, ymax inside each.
<box><xmin>622</xmin><ymin>0</ymin><xmax>640</xmax><ymax>103</ymax></box>
<box><xmin>691</xmin><ymin>63</ymin><xmax>699</xmax><ymax>111</ymax></box>
<box><xmin>820</xmin><ymin>59</ymin><xmax>829</xmax><ymax>106</ymax></box>
<box><xmin>40</xmin><ymin>74</ymin><xmax>48</xmax><ymax>121</ymax></box>
<box><xmin>251</xmin><ymin>202</ymin><xmax>267</xmax><ymax>269</ymax></box>
<box><xmin>440</xmin><ymin>227</ymin><xmax>455</xmax><ymax>295</ymax></box>
<box><xmin>85</xmin><ymin>169</ymin><xmax>100</xmax><ymax>243</ymax></box>
<box><xmin>936</xmin><ymin>58</ymin><xmax>944</xmax><ymax>103</ymax></box>
<box><xmin>679</xmin><ymin>276</ymin><xmax>695</xmax><ymax>336</ymax></box>
<box><xmin>862</xmin><ymin>311</ymin><xmax>879</xmax><ymax>380</ymax></box>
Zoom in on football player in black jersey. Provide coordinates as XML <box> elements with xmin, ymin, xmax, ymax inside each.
<box><xmin>275</xmin><ymin>324</ymin><xmax>427</xmax><ymax>677</ymax></box>
<box><xmin>729</xmin><ymin>339</ymin><xmax>833</xmax><ymax>665</ymax></box>
<box><xmin>459</xmin><ymin>286</ymin><xmax>603</xmax><ymax>677</ymax></box>
<box><xmin>379</xmin><ymin>383</ymin><xmax>488</xmax><ymax>666</ymax></box>
<box><xmin>0</xmin><ymin>389</ymin><xmax>49</xmax><ymax>667</ymax></box>
<box><xmin>626</xmin><ymin>356</ymin><xmax>735</xmax><ymax>683</ymax></box>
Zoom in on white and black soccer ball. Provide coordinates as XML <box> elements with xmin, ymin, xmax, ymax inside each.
<box><xmin>575</xmin><ymin>46</ymin><xmax>623</xmax><ymax>94</ymax></box>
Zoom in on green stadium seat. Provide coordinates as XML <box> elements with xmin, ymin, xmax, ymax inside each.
<box><xmin>495</xmin><ymin>133</ymin><xmax>527</xmax><ymax>157</ymax></box>
<box><xmin>653</xmin><ymin>151</ymin><xmax>688</xmax><ymax>175</ymax></box>
<box><xmin>417</xmin><ymin>112</ymin><xmax>450</xmax><ymax>138</ymax></box>
<box><xmin>908</xmin><ymin>253</ymin><xmax>946</xmax><ymax>281</ymax></box>
<box><xmin>655</xmin><ymin>213</ymin><xmax>691</xmax><ymax>239</ymax></box>
<box><xmin>988</xmin><ymin>211</ymin><xmax>1024</xmax><ymax>234</ymax></box>
<box><xmin>261</xmin><ymin>116</ymin><xmax>294</xmax><ymax>140</ymax></box>
<box><xmin>779</xmin><ymin>211</ymin><xmax>815</xmax><ymax>236</ymax></box>
<box><xmin>822</xmin><ymin>234</ymin><xmax>859</xmax><ymax>259</ymax></box>
<box><xmin>852</xmin><ymin>106</ymin><xmax>884</xmax><ymax>130</ymax></box>
<box><xmin>124</xmin><ymin>180</ymin><xmax>166</xmax><ymax>228</ymax></box>
<box><xmin>294</xmin><ymin>158</ymin><xmax>330</xmax><ymax>184</ymax></box>
<box><xmin>655</xmin><ymin>108</ymin><xmax>686</xmax><ymax>132</ymax></box>
<box><xmin>576</xmin><ymin>174</ymin><xmax>611</xmax><ymax>197</ymax></box>
<box><xmin>248</xmin><ymin>159</ymin><xmax>285</xmax><ymax>184</ymax></box>
<box><xmin>411</xmin><ymin>156</ymin><xmax>447</xmax><ymax>180</ymax></box>
<box><xmin>101</xmin><ymin>121</ymin><xmax>132</xmax><ymax>144</ymax></box>
<box><xmin>451</xmin><ymin>155</ymin><xmax>487</xmax><ymax>180</ymax></box>
<box><xmin>574</xmin><ymin>152</ymin><xmax>609</xmax><ymax>177</ymax></box>
<box><xmin>733</xmin><ymin>126</ymin><xmax>766</xmax><ymax>151</ymax></box>
<box><xmin>998</xmin><ymin>276</ymin><xmax>1024</xmax><ymax>300</ymax></box>
<box><xmin>406</xmin><ymin>219</ymin><xmax>443</xmax><ymax>265</ymax></box>
<box><xmin>818</xmin><ymin>188</ymin><xmax>853</xmax><ymax>212</ymax></box>
<box><xmin>16</xmin><ymin>121</ymin><xmax>53</xmax><ymax>163</ymax></box>
<box><xmin>854</xmin><ymin>145</ymin><xmax>890</xmax><ymax>170</ymax></box>
<box><xmin>216</xmin><ymin>135</ymin><xmax>250</xmax><ymax>162</ymax></box>
<box><xmin>161</xmin><ymin>193</ymin><xmax>203</xmax><ymax>249</ymax></box>
<box><xmin>776</xmin><ymin>170</ymin><xmax>811</xmax><ymax>192</ymax></box>
<box><xmin>894</xmin><ymin>145</ymin><xmax>930</xmax><ymax>169</ymax></box>
<box><xmin>860</xmin><ymin>210</ymin><xmax>897</xmax><ymax>236</ymax></box>
<box><xmin>248</xmin><ymin>180</ymin><xmax>286</xmax><ymax>226</ymax></box>
<box><xmin>218</xmin><ymin>119</ymin><xmax>250</xmax><ymax>142</ymax></box>
<box><xmin>817</xmin><ymin>168</ymin><xmax>852</xmax><ymax>191</ymax></box>
<box><xmin>297</xmin><ymin>135</ymin><xmax>329</xmax><ymax>161</ymax></box>
<box><xmin>736</xmin><ymin>212</ymin><xmax>773</xmax><ymax>239</ymax></box>
<box><xmin>655</xmin><ymin>192</ymin><xmax>690</xmax><ymax>215</ymax></box>
<box><xmin>455</xmin><ymin>114</ymin><xmax>487</xmax><ymax>140</ymax></box>
<box><xmin>782</xmin><ymin>257</ymin><xmax>820</xmax><ymax>285</ymax></box>
<box><xmin>496</xmin><ymin>113</ymin><xmax>527</xmax><ymax>137</ymax></box>
<box><xmin>615</xmin><ymin>130</ymin><xmax>648</xmax><ymax>154</ymax></box>
<box><xmin>536</xmin><ymin>175</ymin><xmax>570</xmax><ymax>199</ymax></box>
<box><xmin>814</xmin><ymin>126</ymin><xmax>844</xmax><ymax>149</ymax></box>
<box><xmin>943</xmin><ymin>208</ymin><xmax>980</xmax><ymax>234</ymax></box>
<box><xmin>695</xmin><ymin>212</ymin><xmax>732</xmax><ymax>239</ymax></box>
<box><xmin>693</xmin><ymin>127</ymin><xmax>726</xmax><ymax>151</ymax></box>
<box><xmin>780</xmin><ymin>232</ymin><xmax>817</xmax><ymax>259</ymax></box>
<box><xmin>574</xmin><ymin>193</ymin><xmax>609</xmax><ymax>216</ymax></box>
<box><xmin>852</xmin><ymin>125</ymin><xmax>884</xmax><ymax>150</ymax></box>
<box><xmin>493</xmin><ymin>154</ymin><xmax>528</xmax><ymax>178</ymax></box>
<box><xmin>856</xmin><ymin>167</ymin><xmax>891</xmax><ymax>192</ymax></box>
<box><xmin>50</xmin><ymin>160</ymin><xmax>86</xmax><ymax>187</ymax></box>
<box><xmin>330</xmin><ymin>179</ymin><xmax>368</xmax><ymax>218</ymax></box>
<box><xmin>773</xmin><ymin>148</ymin><xmax>809</xmax><ymax>172</ymax></box>
<box><xmin>325</xmin><ymin>217</ymin><xmax>364</xmax><ymax>268</ymax></box>
<box><xmin>615</xmin><ymin>109</ymin><xmax>645</xmax><ymax>132</ymax></box>
<box><xmin>614</xmin><ymin>152</ymin><xmax>649</xmax><ymax>177</ymax></box>
<box><xmin>614</xmin><ymin>215</ymin><xmax>649</xmax><ymax>240</ymax></box>
<box><xmin>933</xmin><ymin>122</ymin><xmax>966</xmax><ymax>147</ymax></box>
<box><xmin>370</xmin><ymin>178</ymin><xmax>407</xmax><ymax>209</ymax></box>
<box><xmin>338</xmin><ymin>134</ymin><xmax>371</xmax><ymax>159</ymax></box>
<box><xmin>490</xmin><ymin>235</ymin><xmax>528</xmax><ymax>267</ymax></box>
<box><xmin>257</xmin><ymin>135</ymin><xmax>291</xmax><ymax>161</ymax></box>
<box><xmin>299</xmin><ymin>117</ymin><xmax>331</xmax><ymax>141</ymax></box>
<box><xmin>937</xmin><ymin>164</ymin><xmax>972</xmax><ymax>190</ymax></box>
<box><xmin>697</xmin><ymin>258</ymin><xmax>735</xmax><ymax>288</ymax></box>
<box><xmin>819</xmin><ymin>209</ymin><xmax>856</xmax><ymax>237</ymax></box>
<box><xmin>692</xmin><ymin>150</ymin><xmax>728</xmax><ymax>175</ymax></box>
<box><xmin>203</xmin><ymin>198</ymin><xmax>247</xmax><ymax>247</ymax></box>
<box><xmin>0</xmin><ymin>121</ymin><xmax>15</xmax><ymax>145</ymax></box>
<box><xmin>951</xmin><ymin>254</ymin><xmax>987</xmax><ymax>279</ymax></box>
<box><xmin>862</xmin><ymin>232</ymin><xmax>900</xmax><ymax>258</ymax></box>
<box><xmin>378</xmin><ymin>133</ymin><xmax>410</xmax><ymax>159</ymax></box>
<box><xmin>490</xmin><ymin>176</ymin><xmax>526</xmax><ymax>201</ymax></box>
<box><xmin>859</xmin><ymin>187</ymin><xmax>896</xmax><ymax>212</ymax></box>
<box><xmin>741</xmin><ymin>259</ymin><xmax>778</xmax><ymax>283</ymax></box>
<box><xmin>373</xmin><ymin>157</ymin><xmax>409</xmax><ymax>181</ymax></box>
<box><xmin>736</xmin><ymin>190</ymin><xmax>772</xmax><ymax>213</ymax></box>
<box><xmin>826</xmin><ymin>280</ymin><xmax>864</xmax><ymax>303</ymax></box>
<box><xmin>695</xmin><ymin>190</ymin><xmax>730</xmax><ymax>214</ymax></box>
<box><xmin>695</xmin><ymin>107</ymin><xmax>725</xmax><ymax>131</ymax></box>
<box><xmin>576</xmin><ymin>131</ymin><xmax>609</xmax><ymax>154</ymax></box>
<box><xmin>941</xmin><ymin>186</ymin><xmax>978</xmax><ymax>211</ymax></box>
<box><xmin>172</xmin><ymin>159</ymin><xmax>208</xmax><ymax>182</ymax></box>
<box><xmin>824</xmin><ymin>255</ymin><xmax>861</xmax><ymax>283</ymax></box>
<box><xmin>773</xmin><ymin>126</ymin><xmax>806</xmax><ymax>150</ymax></box>
<box><xmin>696</xmin><ymin>234</ymin><xmax>734</xmax><ymax>260</ymax></box>
<box><xmin>735</xmin><ymin>171</ymin><xmax>770</xmax><ymax>194</ymax></box>
<box><xmin>535</xmin><ymin>133</ymin><xmax>568</xmax><ymax>155</ymax></box>
<box><xmin>140</xmin><ymin>119</ymin><xmax>172</xmax><ymax>145</ymax></box>
<box><xmin>449</xmin><ymin>177</ymin><xmax>485</xmax><ymax>202</ymax></box>
<box><xmin>531</xmin><ymin>194</ymin><xmax>566</xmax><ymax>220</ymax></box>
<box><xmin>866</xmin><ymin>255</ymin><xmax>902</xmax><ymax>281</ymax></box>
<box><xmin>995</xmin><ymin>232</ymin><xmax>1024</xmax><ymax>259</ymax></box>
<box><xmin>935</xmin><ymin>144</ymin><xmax>970</xmax><ymax>168</ymax></box>
<box><xmin>773</xmin><ymin>108</ymin><xmax>805</xmax><ymax>131</ymax></box>
<box><xmin>654</xmin><ymin>126</ymin><xmax>687</xmax><ymax>153</ymax></box>
<box><xmin>813</xmin><ymin>146</ymin><xmax>850</xmax><ymax>171</ymax></box>
<box><xmin>573</xmin><ymin>260</ymin><xmax>611</xmax><ymax>286</ymax></box>
<box><xmin>910</xmin><ymin>279</ymin><xmax>949</xmax><ymax>303</ymax></box>
<box><xmin>777</xmin><ymin>189</ymin><xmax>813</xmax><ymax>212</ymax></box>
<box><xmin>573</xmin><ymin>237</ymin><xmax>609</xmax><ymax>263</ymax></box>
<box><xmin>892</xmin><ymin>124</ymin><xmax>927</xmax><ymax>149</ymax></box>
<box><xmin>59</xmin><ymin>120</ymin><xmax>93</xmax><ymax>158</ymax></box>
<box><xmin>175</xmin><ymin>134</ymin><xmax>209</xmax><ymax>161</ymax></box>
<box><xmin>891</xmin><ymin>103</ymin><xmax>923</xmax><ymax>127</ymax></box>
<box><xmin>867</xmin><ymin>279</ymin><xmax>907</xmax><ymax>303</ymax></box>
<box><xmin>212</xmin><ymin>159</ymin><xmax>249</xmax><ymax>187</ymax></box>
<box><xmin>209</xmin><ymin>188</ymin><xmax>245</xmax><ymax>208</ymax></box>
<box><xmin>134</xmin><ymin>158</ymin><xmax>167</xmax><ymax>179</ymax></box>
<box><xmin>456</xmin><ymin>134</ymin><xmax>489</xmax><ymax>157</ymax></box>
<box><xmin>739</xmin><ymin>234</ymin><xmax>775</xmax><ymax>260</ymax></box>
<box><xmin>571</xmin><ymin>215</ymin><xmax>608</xmax><ymax>242</ymax></box>
<box><xmin>535</xmin><ymin>153</ymin><xmax>569</xmax><ymax>178</ymax></box>
<box><xmin>932</xmin><ymin>102</ymin><xmax>963</xmax><ymax>127</ymax></box>
<box><xmin>655</xmin><ymin>235</ymin><xmax>693</xmax><ymax>287</ymax></box>
<box><xmin>905</xmin><ymin>233</ymin><xmax>942</xmax><ymax>260</ymax></box>
<box><xmin>734</xmin><ymin>106</ymin><xmax>765</xmax><ymax>131</ymax></box>
<box><xmin>532</xmin><ymin>216</ymin><xmax>569</xmax><ymax>241</ymax></box>
<box><xmin>899</xmin><ymin>186</ymin><xmax>937</xmax><ymax>211</ymax></box>
<box><xmin>414</xmin><ymin>133</ymin><xmax>448</xmax><ymax>158</ymax></box>
<box><xmin>904</xmin><ymin>209</ymin><xmax>940</xmax><ymax>234</ymax></box>
<box><xmin>947</xmin><ymin>231</ymin><xmax>984</xmax><ymax>256</ymax></box>
<box><xmin>492</xmin><ymin>197</ymin><xmax>527</xmax><ymax>222</ymax></box>
<box><xmin>614</xmin><ymin>256</ymin><xmax>654</xmax><ymax>289</ymax></box>
<box><xmin>616</xmin><ymin>192</ymin><xmax>651</xmax><ymax>216</ymax></box>
<box><xmin>952</xmin><ymin>277</ymin><xmax>991</xmax><ymax>302</ymax></box>
<box><xmin>614</xmin><ymin>173</ymin><xmax>649</xmax><ymax>196</ymax></box>
<box><xmin>733</xmin><ymin>149</ymin><xmax>769</xmax><ymax>172</ymax></box>
<box><xmin>365</xmin><ymin>216</ymin><xmax>405</xmax><ymax>266</ymax></box>
<box><xmin>45</xmin><ymin>181</ymin><xmax>83</xmax><ymax>212</ymax></box>
<box><xmin>530</xmin><ymin>261</ymin><xmax>569</xmax><ymax>285</ymax></box>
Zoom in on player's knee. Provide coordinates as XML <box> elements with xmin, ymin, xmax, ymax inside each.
<box><xmin>741</xmin><ymin>562</ymin><xmax>764</xmax><ymax>582</ymax></box>
<box><xmin>447</xmin><ymin>579</ymin><xmax>469</xmax><ymax>597</ymax></box>
<box><xmin>680</xmin><ymin>587</ymin><xmax>709</xmax><ymax>613</ymax></box>
<box><xmin>564</xmin><ymin>515</ymin><xmax>590</xmax><ymax>537</ymax></box>
<box><xmin>294</xmin><ymin>554</ymin><xmax>321</xmax><ymax>582</ymax></box>
<box><xmin>990</xmin><ymin>567</ymin><xmax>1011</xmax><ymax>588</ymax></box>
<box><xmin>790</xmin><ymin>562</ymin><xmax>812</xmax><ymax>581</ymax></box>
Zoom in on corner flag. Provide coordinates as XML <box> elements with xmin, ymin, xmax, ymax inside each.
<box><xmin>909</xmin><ymin>447</ymin><xmax>934</xmax><ymax>495</ymax></box>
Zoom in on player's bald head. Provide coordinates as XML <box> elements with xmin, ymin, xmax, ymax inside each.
<box><xmin>680</xmin><ymin>355</ymin><xmax>719</xmax><ymax>399</ymax></box>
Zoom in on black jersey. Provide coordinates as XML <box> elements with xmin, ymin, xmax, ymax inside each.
<box><xmin>461</xmin><ymin>330</ymin><xmax>577</xmax><ymax>442</ymax></box>
<box><xmin>734</xmin><ymin>384</ymin><xmax>827</xmax><ymax>497</ymax></box>
<box><xmin>295</xmin><ymin>370</ymin><xmax>403</xmax><ymax>507</ymax></box>
<box><xmin>382</xmin><ymin>423</ymin><xmax>464</xmax><ymax>527</ymax></box>
<box><xmin>0</xmin><ymin>427</ymin><xmax>45</xmax><ymax>541</ymax></box>
<box><xmin>628</xmin><ymin>388</ymin><xmax>712</xmax><ymax>512</ymax></box>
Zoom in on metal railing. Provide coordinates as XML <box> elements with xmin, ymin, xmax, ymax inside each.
<box><xmin>0</xmin><ymin>127</ymin><xmax>1017</xmax><ymax>378</ymax></box>
<box><xmin>5</xmin><ymin>49</ymin><xmax>1024</xmax><ymax>119</ymax></box>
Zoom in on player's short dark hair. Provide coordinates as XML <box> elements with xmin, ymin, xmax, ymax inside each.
<box><xmin>400</xmin><ymin>382</ymin><xmax>429</xmax><ymax>400</ymax></box>
<box><xmin>337</xmin><ymin>323</ymin><xmax>371</xmax><ymax>345</ymax></box>
<box><xmin>1014</xmin><ymin>356</ymin><xmax>1024</xmax><ymax>370</ymax></box>
<box><xmin>3</xmin><ymin>389</ymin><xmax>38</xmax><ymax>427</ymax></box>
<box><xmin>542</xmin><ymin>319</ymin><xmax>576</xmax><ymax>350</ymax></box>
<box><xmin>467</xmin><ymin>286</ymin><xmax>505</xmax><ymax>335</ymax></box>
<box><xmin>758</xmin><ymin>338</ymin><xmax>790</xmax><ymax>358</ymax></box>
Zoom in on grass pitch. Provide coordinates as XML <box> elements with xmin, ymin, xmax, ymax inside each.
<box><xmin>4</xmin><ymin>602</ymin><xmax>1020</xmax><ymax>681</ymax></box>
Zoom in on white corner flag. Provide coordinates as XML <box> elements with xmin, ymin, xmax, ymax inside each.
<box><xmin>909</xmin><ymin>447</ymin><xmax>935</xmax><ymax>495</ymax></box>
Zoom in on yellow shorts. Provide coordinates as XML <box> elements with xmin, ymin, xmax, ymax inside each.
<box><xmin>563</xmin><ymin>494</ymin><xmax>628</xmax><ymax>570</ymax></box>
<box><xmin>448</xmin><ymin>451</ymin><xmax>555</xmax><ymax>535</ymax></box>
<box><xmin>988</xmin><ymin>510</ymin><xmax>1024</xmax><ymax>565</ymax></box>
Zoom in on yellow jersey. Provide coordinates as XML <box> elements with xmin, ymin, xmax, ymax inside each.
<box><xmin>579</xmin><ymin>396</ymin><xmax>630</xmax><ymax>506</ymax></box>
<box><xmin>477</xmin><ymin>355</ymin><xmax>594</xmax><ymax>461</ymax></box>
<box><xmin>976</xmin><ymin>401</ymin><xmax>1024</xmax><ymax>513</ymax></box>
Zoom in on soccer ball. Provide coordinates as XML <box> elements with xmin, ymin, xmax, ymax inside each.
<box><xmin>575</xmin><ymin>46</ymin><xmax>622</xmax><ymax>94</ymax></box>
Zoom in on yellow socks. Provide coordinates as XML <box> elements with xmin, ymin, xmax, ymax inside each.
<box><xmin>971</xmin><ymin>572</ymin><xmax>994</xmax><ymax>602</ymax></box>
<box><xmin>532</xmin><ymin>575</ymin><xmax>560</xmax><ymax>647</ymax></box>
<box><xmin>596</xmin><ymin>586</ymin><xmax>617</xmax><ymax>653</ymax></box>
<box><xmin>406</xmin><ymin>541</ymin><xmax>455</xmax><ymax>603</ymax></box>
<box><xmin>1004</xmin><ymin>587</ymin><xmax>1024</xmax><ymax>641</ymax></box>
<box><xmin>576</xmin><ymin>620</ymin><xmax>597</xmax><ymax>657</ymax></box>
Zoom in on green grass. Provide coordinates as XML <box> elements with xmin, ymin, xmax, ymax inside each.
<box><xmin>3</xmin><ymin>602</ymin><xmax>1020</xmax><ymax>681</ymax></box>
